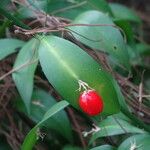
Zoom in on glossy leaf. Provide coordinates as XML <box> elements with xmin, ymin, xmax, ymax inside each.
<box><xmin>0</xmin><ymin>38</ymin><xmax>24</xmax><ymax>60</ymax></box>
<box><xmin>68</xmin><ymin>10</ymin><xmax>130</xmax><ymax>69</ymax></box>
<box><xmin>21</xmin><ymin>100</ymin><xmax>69</xmax><ymax>150</ymax></box>
<box><xmin>39</xmin><ymin>35</ymin><xmax>120</xmax><ymax>116</ymax></box>
<box><xmin>90</xmin><ymin>145</ymin><xmax>116</xmax><ymax>150</ymax></box>
<box><xmin>89</xmin><ymin>116</ymin><xmax>147</xmax><ymax>144</ymax></box>
<box><xmin>12</xmin><ymin>38</ymin><xmax>39</xmax><ymax>113</ymax></box>
<box><xmin>118</xmin><ymin>134</ymin><xmax>150</xmax><ymax>150</ymax></box>
<box><xmin>15</xmin><ymin>88</ymin><xmax>73</xmax><ymax>142</ymax></box>
<box><xmin>109</xmin><ymin>3</ymin><xmax>141</xmax><ymax>23</ymax></box>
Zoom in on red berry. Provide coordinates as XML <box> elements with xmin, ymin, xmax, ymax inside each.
<box><xmin>79</xmin><ymin>90</ymin><xmax>104</xmax><ymax>116</ymax></box>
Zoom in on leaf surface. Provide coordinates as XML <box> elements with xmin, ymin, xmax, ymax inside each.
<box><xmin>109</xmin><ymin>3</ymin><xmax>141</xmax><ymax>23</ymax></box>
<box><xmin>118</xmin><ymin>134</ymin><xmax>150</xmax><ymax>150</ymax></box>
<box><xmin>68</xmin><ymin>11</ymin><xmax>130</xmax><ymax>69</ymax></box>
<box><xmin>15</xmin><ymin>88</ymin><xmax>73</xmax><ymax>141</ymax></box>
<box><xmin>39</xmin><ymin>35</ymin><xmax>120</xmax><ymax>116</ymax></box>
<box><xmin>12</xmin><ymin>38</ymin><xmax>39</xmax><ymax>113</ymax></box>
<box><xmin>89</xmin><ymin>116</ymin><xmax>147</xmax><ymax>144</ymax></box>
<box><xmin>0</xmin><ymin>38</ymin><xmax>24</xmax><ymax>60</ymax></box>
<box><xmin>21</xmin><ymin>100</ymin><xmax>69</xmax><ymax>150</ymax></box>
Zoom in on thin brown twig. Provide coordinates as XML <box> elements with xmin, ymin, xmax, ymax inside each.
<box><xmin>138</xmin><ymin>70</ymin><xmax>146</xmax><ymax>118</ymax></box>
<box><xmin>138</xmin><ymin>95</ymin><xmax>150</xmax><ymax>98</ymax></box>
<box><xmin>0</xmin><ymin>59</ymin><xmax>38</xmax><ymax>81</ymax></box>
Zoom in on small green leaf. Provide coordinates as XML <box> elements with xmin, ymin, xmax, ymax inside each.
<box><xmin>12</xmin><ymin>38</ymin><xmax>39</xmax><ymax>113</ymax></box>
<box><xmin>62</xmin><ymin>145</ymin><xmax>82</xmax><ymax>150</ymax></box>
<box><xmin>39</xmin><ymin>35</ymin><xmax>120</xmax><ymax>116</ymax></box>
<box><xmin>68</xmin><ymin>10</ymin><xmax>130</xmax><ymax>69</ymax></box>
<box><xmin>118</xmin><ymin>134</ymin><xmax>150</xmax><ymax>150</ymax></box>
<box><xmin>21</xmin><ymin>100</ymin><xmax>69</xmax><ymax>150</ymax></box>
<box><xmin>109</xmin><ymin>3</ymin><xmax>141</xmax><ymax>23</ymax></box>
<box><xmin>14</xmin><ymin>88</ymin><xmax>73</xmax><ymax>142</ymax></box>
<box><xmin>136</xmin><ymin>43</ymin><xmax>150</xmax><ymax>55</ymax></box>
<box><xmin>0</xmin><ymin>38</ymin><xmax>24</xmax><ymax>60</ymax></box>
<box><xmin>89</xmin><ymin>116</ymin><xmax>147</xmax><ymax>144</ymax></box>
<box><xmin>90</xmin><ymin>145</ymin><xmax>116</xmax><ymax>150</ymax></box>
<box><xmin>114</xmin><ymin>20</ymin><xmax>135</xmax><ymax>46</ymax></box>
<box><xmin>87</xmin><ymin>0</ymin><xmax>113</xmax><ymax>15</ymax></box>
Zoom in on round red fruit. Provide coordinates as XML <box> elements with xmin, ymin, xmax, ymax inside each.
<box><xmin>79</xmin><ymin>90</ymin><xmax>104</xmax><ymax>116</ymax></box>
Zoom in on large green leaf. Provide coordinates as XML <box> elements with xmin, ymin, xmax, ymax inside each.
<box><xmin>39</xmin><ymin>35</ymin><xmax>120</xmax><ymax>116</ymax></box>
<box><xmin>15</xmin><ymin>88</ymin><xmax>72</xmax><ymax>142</ymax></box>
<box><xmin>68</xmin><ymin>10</ymin><xmax>130</xmax><ymax>69</ymax></box>
<box><xmin>21</xmin><ymin>100</ymin><xmax>69</xmax><ymax>150</ymax></box>
<box><xmin>12</xmin><ymin>38</ymin><xmax>39</xmax><ymax>113</ymax></box>
<box><xmin>90</xmin><ymin>145</ymin><xmax>116</xmax><ymax>150</ymax></box>
<box><xmin>118</xmin><ymin>134</ymin><xmax>150</xmax><ymax>150</ymax></box>
<box><xmin>109</xmin><ymin>3</ymin><xmax>141</xmax><ymax>23</ymax></box>
<box><xmin>89</xmin><ymin>116</ymin><xmax>147</xmax><ymax>144</ymax></box>
<box><xmin>0</xmin><ymin>38</ymin><xmax>24</xmax><ymax>60</ymax></box>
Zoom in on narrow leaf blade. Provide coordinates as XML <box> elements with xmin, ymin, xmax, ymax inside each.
<box><xmin>21</xmin><ymin>100</ymin><xmax>69</xmax><ymax>150</ymax></box>
<box><xmin>14</xmin><ymin>89</ymin><xmax>73</xmax><ymax>142</ymax></box>
<box><xmin>0</xmin><ymin>38</ymin><xmax>24</xmax><ymax>60</ymax></box>
<box><xmin>12</xmin><ymin>38</ymin><xmax>39</xmax><ymax>113</ymax></box>
<box><xmin>89</xmin><ymin>116</ymin><xmax>147</xmax><ymax>144</ymax></box>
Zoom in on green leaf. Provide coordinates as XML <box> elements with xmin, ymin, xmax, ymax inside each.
<box><xmin>21</xmin><ymin>100</ymin><xmax>69</xmax><ymax>150</ymax></box>
<box><xmin>39</xmin><ymin>35</ymin><xmax>120</xmax><ymax>116</ymax></box>
<box><xmin>118</xmin><ymin>134</ymin><xmax>150</xmax><ymax>150</ymax></box>
<box><xmin>110</xmin><ymin>76</ymin><xmax>129</xmax><ymax>111</ymax></box>
<box><xmin>12</xmin><ymin>38</ymin><xmax>39</xmax><ymax>113</ymax></box>
<box><xmin>14</xmin><ymin>88</ymin><xmax>73</xmax><ymax>142</ymax></box>
<box><xmin>49</xmin><ymin>0</ymin><xmax>88</xmax><ymax>19</ymax></box>
<box><xmin>87</xmin><ymin>0</ymin><xmax>113</xmax><ymax>15</ymax></box>
<box><xmin>136</xmin><ymin>43</ymin><xmax>150</xmax><ymax>55</ymax></box>
<box><xmin>0</xmin><ymin>38</ymin><xmax>24</xmax><ymax>60</ymax></box>
<box><xmin>109</xmin><ymin>3</ymin><xmax>141</xmax><ymax>23</ymax></box>
<box><xmin>47</xmin><ymin>0</ymin><xmax>112</xmax><ymax>19</ymax></box>
<box><xmin>127</xmin><ymin>45</ymin><xmax>140</xmax><ymax>65</ymax></box>
<box><xmin>90</xmin><ymin>145</ymin><xmax>116</xmax><ymax>150</ymax></box>
<box><xmin>89</xmin><ymin>116</ymin><xmax>147</xmax><ymax>144</ymax></box>
<box><xmin>68</xmin><ymin>10</ymin><xmax>130</xmax><ymax>69</ymax></box>
<box><xmin>18</xmin><ymin>0</ymin><xmax>110</xmax><ymax>20</ymax></box>
<box><xmin>114</xmin><ymin>20</ymin><xmax>135</xmax><ymax>46</ymax></box>
<box><xmin>0</xmin><ymin>6</ymin><xmax>30</xmax><ymax>29</ymax></box>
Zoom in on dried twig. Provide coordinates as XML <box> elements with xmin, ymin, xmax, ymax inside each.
<box><xmin>0</xmin><ymin>59</ymin><xmax>38</xmax><ymax>81</ymax></box>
